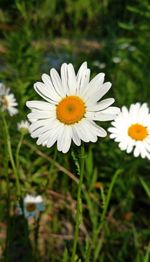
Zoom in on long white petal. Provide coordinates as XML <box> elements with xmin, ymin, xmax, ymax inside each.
<box><xmin>50</xmin><ymin>68</ymin><xmax>66</xmax><ymax>97</ymax></box>
<box><xmin>34</xmin><ymin>81</ymin><xmax>60</xmax><ymax>104</ymax></box>
<box><xmin>26</xmin><ymin>101</ymin><xmax>55</xmax><ymax>111</ymax></box>
<box><xmin>85</xmin><ymin>82</ymin><xmax>112</xmax><ymax>104</ymax></box>
<box><xmin>86</xmin><ymin>107</ymin><xmax>120</xmax><ymax>121</ymax></box>
<box><xmin>87</xmin><ymin>98</ymin><xmax>115</xmax><ymax>112</ymax></box>
<box><xmin>60</xmin><ymin>63</ymin><xmax>69</xmax><ymax>94</ymax></box>
<box><xmin>67</xmin><ymin>64</ymin><xmax>77</xmax><ymax>95</ymax></box>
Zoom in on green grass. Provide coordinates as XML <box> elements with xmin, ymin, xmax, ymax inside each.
<box><xmin>0</xmin><ymin>0</ymin><xmax>150</xmax><ymax>261</ymax></box>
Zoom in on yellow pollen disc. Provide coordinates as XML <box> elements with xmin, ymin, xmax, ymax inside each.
<box><xmin>26</xmin><ymin>203</ymin><xmax>36</xmax><ymax>212</ymax></box>
<box><xmin>56</xmin><ymin>96</ymin><xmax>86</xmax><ymax>125</ymax></box>
<box><xmin>2</xmin><ymin>96</ymin><xmax>9</xmax><ymax>107</ymax></box>
<box><xmin>128</xmin><ymin>123</ymin><xmax>148</xmax><ymax>141</ymax></box>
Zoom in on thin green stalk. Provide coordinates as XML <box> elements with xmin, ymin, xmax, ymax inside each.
<box><xmin>16</xmin><ymin>133</ymin><xmax>24</xmax><ymax>171</ymax></box>
<box><xmin>2</xmin><ymin>113</ymin><xmax>21</xmax><ymax>199</ymax></box>
<box><xmin>43</xmin><ymin>146</ymin><xmax>58</xmax><ymax>192</ymax></box>
<box><xmin>49</xmin><ymin>146</ymin><xmax>58</xmax><ymax>175</ymax></box>
<box><xmin>2</xmin><ymin>113</ymin><xmax>11</xmax><ymax>262</ymax></box>
<box><xmin>93</xmin><ymin>168</ymin><xmax>122</xmax><ymax>260</ymax></box>
<box><xmin>71</xmin><ymin>145</ymin><xmax>85</xmax><ymax>262</ymax></box>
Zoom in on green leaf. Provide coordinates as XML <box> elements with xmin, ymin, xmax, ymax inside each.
<box><xmin>144</xmin><ymin>242</ymin><xmax>150</xmax><ymax>262</ymax></box>
<box><xmin>118</xmin><ymin>22</ymin><xmax>134</xmax><ymax>31</ymax></box>
<box><xmin>139</xmin><ymin>177</ymin><xmax>150</xmax><ymax>198</ymax></box>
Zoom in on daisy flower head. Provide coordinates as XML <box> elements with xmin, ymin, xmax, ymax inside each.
<box><xmin>26</xmin><ymin>62</ymin><xmax>120</xmax><ymax>153</ymax></box>
<box><xmin>18</xmin><ymin>194</ymin><xmax>44</xmax><ymax>219</ymax></box>
<box><xmin>108</xmin><ymin>103</ymin><xmax>150</xmax><ymax>160</ymax></box>
<box><xmin>0</xmin><ymin>83</ymin><xmax>18</xmax><ymax>116</ymax></box>
<box><xmin>17</xmin><ymin>120</ymin><xmax>30</xmax><ymax>134</ymax></box>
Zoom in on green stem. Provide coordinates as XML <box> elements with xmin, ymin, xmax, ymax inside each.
<box><xmin>2</xmin><ymin>114</ymin><xmax>21</xmax><ymax>199</ymax></box>
<box><xmin>16</xmin><ymin>133</ymin><xmax>24</xmax><ymax>171</ymax></box>
<box><xmin>43</xmin><ymin>146</ymin><xmax>58</xmax><ymax>192</ymax></box>
<box><xmin>71</xmin><ymin>145</ymin><xmax>85</xmax><ymax>262</ymax></box>
<box><xmin>93</xmin><ymin>168</ymin><xmax>122</xmax><ymax>260</ymax></box>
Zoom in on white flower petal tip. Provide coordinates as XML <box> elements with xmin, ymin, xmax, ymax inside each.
<box><xmin>108</xmin><ymin>102</ymin><xmax>150</xmax><ymax>160</ymax></box>
<box><xmin>26</xmin><ymin>62</ymin><xmax>119</xmax><ymax>153</ymax></box>
<box><xmin>17</xmin><ymin>194</ymin><xmax>45</xmax><ymax>219</ymax></box>
<box><xmin>0</xmin><ymin>83</ymin><xmax>18</xmax><ymax>116</ymax></box>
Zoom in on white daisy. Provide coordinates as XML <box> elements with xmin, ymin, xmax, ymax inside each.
<box><xmin>17</xmin><ymin>120</ymin><xmax>30</xmax><ymax>133</ymax></box>
<box><xmin>18</xmin><ymin>194</ymin><xmax>44</xmax><ymax>219</ymax></box>
<box><xmin>26</xmin><ymin>62</ymin><xmax>120</xmax><ymax>153</ymax></box>
<box><xmin>108</xmin><ymin>103</ymin><xmax>150</xmax><ymax>160</ymax></box>
<box><xmin>0</xmin><ymin>83</ymin><xmax>18</xmax><ymax>116</ymax></box>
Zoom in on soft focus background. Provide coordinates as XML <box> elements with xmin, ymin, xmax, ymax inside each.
<box><xmin>0</xmin><ymin>0</ymin><xmax>150</xmax><ymax>261</ymax></box>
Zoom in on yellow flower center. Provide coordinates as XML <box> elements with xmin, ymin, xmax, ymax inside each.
<box><xmin>56</xmin><ymin>96</ymin><xmax>86</xmax><ymax>125</ymax></box>
<box><xmin>128</xmin><ymin>124</ymin><xmax>148</xmax><ymax>141</ymax></box>
<box><xmin>1</xmin><ymin>96</ymin><xmax>9</xmax><ymax>107</ymax></box>
<box><xmin>25</xmin><ymin>203</ymin><xmax>36</xmax><ymax>212</ymax></box>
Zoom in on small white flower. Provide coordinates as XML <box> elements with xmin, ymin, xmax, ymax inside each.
<box><xmin>17</xmin><ymin>120</ymin><xmax>30</xmax><ymax>133</ymax></box>
<box><xmin>0</xmin><ymin>83</ymin><xmax>18</xmax><ymax>116</ymax></box>
<box><xmin>18</xmin><ymin>194</ymin><xmax>44</xmax><ymax>219</ymax></box>
<box><xmin>108</xmin><ymin>103</ymin><xmax>150</xmax><ymax>160</ymax></box>
<box><xmin>26</xmin><ymin>62</ymin><xmax>120</xmax><ymax>153</ymax></box>
<box><xmin>112</xmin><ymin>57</ymin><xmax>121</xmax><ymax>64</ymax></box>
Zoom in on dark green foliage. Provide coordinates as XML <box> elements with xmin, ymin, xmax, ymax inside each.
<box><xmin>0</xmin><ymin>0</ymin><xmax>150</xmax><ymax>261</ymax></box>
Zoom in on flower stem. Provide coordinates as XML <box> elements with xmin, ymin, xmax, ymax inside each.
<box><xmin>93</xmin><ymin>168</ymin><xmax>122</xmax><ymax>260</ymax></box>
<box><xmin>2</xmin><ymin>113</ymin><xmax>21</xmax><ymax>199</ymax></box>
<box><xmin>16</xmin><ymin>133</ymin><xmax>24</xmax><ymax>170</ymax></box>
<box><xmin>71</xmin><ymin>145</ymin><xmax>85</xmax><ymax>262</ymax></box>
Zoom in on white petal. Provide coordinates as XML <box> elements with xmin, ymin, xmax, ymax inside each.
<box><xmin>67</xmin><ymin>64</ymin><xmax>77</xmax><ymax>95</ymax></box>
<box><xmin>73</xmin><ymin>121</ymin><xmax>90</xmax><ymax>143</ymax></box>
<box><xmin>29</xmin><ymin>119</ymin><xmax>51</xmax><ymax>133</ymax></box>
<box><xmin>34</xmin><ymin>81</ymin><xmax>60</xmax><ymax>104</ymax></box>
<box><xmin>134</xmin><ymin>144</ymin><xmax>140</xmax><ymax>157</ymax></box>
<box><xmin>26</xmin><ymin>101</ymin><xmax>54</xmax><ymax>111</ymax></box>
<box><xmin>86</xmin><ymin>106</ymin><xmax>120</xmax><ymax>121</ymax></box>
<box><xmin>119</xmin><ymin>142</ymin><xmax>128</xmax><ymax>150</ymax></box>
<box><xmin>85</xmin><ymin>82</ymin><xmax>112</xmax><ymax>104</ymax></box>
<box><xmin>27</xmin><ymin>110</ymin><xmax>55</xmax><ymax>121</ymax></box>
<box><xmin>46</xmin><ymin>128</ymin><xmax>59</xmax><ymax>148</ymax></box>
<box><xmin>87</xmin><ymin>98</ymin><xmax>115</xmax><ymax>112</ymax></box>
<box><xmin>60</xmin><ymin>63</ymin><xmax>69</xmax><ymax>94</ymax></box>
<box><xmin>74</xmin><ymin>119</ymin><xmax>97</xmax><ymax>143</ymax></box>
<box><xmin>72</xmin><ymin>126</ymin><xmax>81</xmax><ymax>146</ymax></box>
<box><xmin>76</xmin><ymin>62</ymin><xmax>88</xmax><ymax>90</ymax></box>
<box><xmin>36</xmin><ymin>129</ymin><xmax>56</xmax><ymax>146</ymax></box>
<box><xmin>50</xmin><ymin>68</ymin><xmax>66</xmax><ymax>97</ymax></box>
<box><xmin>126</xmin><ymin>142</ymin><xmax>134</xmax><ymax>153</ymax></box>
<box><xmin>88</xmin><ymin>120</ymin><xmax>107</xmax><ymax>137</ymax></box>
<box><xmin>78</xmin><ymin>68</ymin><xmax>91</xmax><ymax>95</ymax></box>
<box><xmin>57</xmin><ymin>125</ymin><xmax>72</xmax><ymax>153</ymax></box>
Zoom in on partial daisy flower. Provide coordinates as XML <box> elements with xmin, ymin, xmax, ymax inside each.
<box><xmin>17</xmin><ymin>120</ymin><xmax>30</xmax><ymax>134</ymax></box>
<box><xmin>26</xmin><ymin>62</ymin><xmax>120</xmax><ymax>153</ymax></box>
<box><xmin>17</xmin><ymin>194</ymin><xmax>44</xmax><ymax>219</ymax></box>
<box><xmin>108</xmin><ymin>103</ymin><xmax>150</xmax><ymax>160</ymax></box>
<box><xmin>0</xmin><ymin>83</ymin><xmax>18</xmax><ymax>116</ymax></box>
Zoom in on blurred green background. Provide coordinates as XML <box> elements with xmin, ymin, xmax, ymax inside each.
<box><xmin>0</xmin><ymin>0</ymin><xmax>150</xmax><ymax>261</ymax></box>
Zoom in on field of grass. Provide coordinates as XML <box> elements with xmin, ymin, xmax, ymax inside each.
<box><xmin>0</xmin><ymin>0</ymin><xmax>150</xmax><ymax>261</ymax></box>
